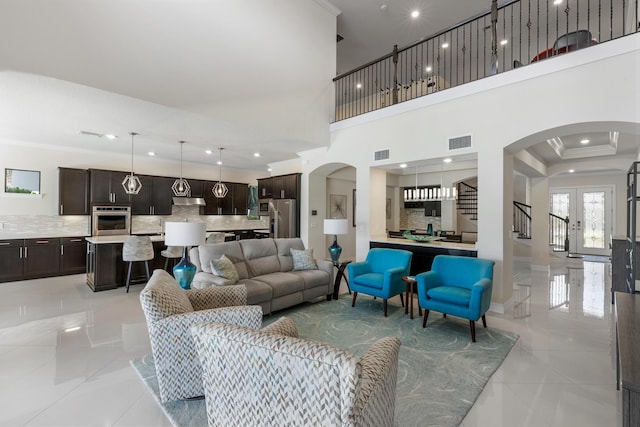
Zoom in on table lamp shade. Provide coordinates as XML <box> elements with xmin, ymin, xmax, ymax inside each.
<box><xmin>324</xmin><ymin>219</ymin><xmax>348</xmax><ymax>265</ymax></box>
<box><xmin>164</xmin><ymin>221</ymin><xmax>205</xmax><ymax>289</ymax></box>
<box><xmin>164</xmin><ymin>221</ymin><xmax>206</xmax><ymax>246</ymax></box>
<box><xmin>323</xmin><ymin>219</ymin><xmax>348</xmax><ymax>236</ymax></box>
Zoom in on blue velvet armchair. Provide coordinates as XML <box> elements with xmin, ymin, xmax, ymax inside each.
<box><xmin>416</xmin><ymin>255</ymin><xmax>495</xmax><ymax>342</ymax></box>
<box><xmin>347</xmin><ymin>248</ymin><xmax>412</xmax><ymax>316</ymax></box>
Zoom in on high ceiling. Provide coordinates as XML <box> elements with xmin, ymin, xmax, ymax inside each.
<box><xmin>0</xmin><ymin>0</ymin><xmax>338</xmax><ymax>172</ymax></box>
<box><xmin>0</xmin><ymin>0</ymin><xmax>636</xmax><ymax>175</ymax></box>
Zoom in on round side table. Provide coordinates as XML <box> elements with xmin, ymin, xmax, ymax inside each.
<box><xmin>401</xmin><ymin>275</ymin><xmax>422</xmax><ymax>319</ymax></box>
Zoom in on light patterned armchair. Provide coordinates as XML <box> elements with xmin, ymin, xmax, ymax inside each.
<box><xmin>191</xmin><ymin>320</ymin><xmax>401</xmax><ymax>427</ymax></box>
<box><xmin>139</xmin><ymin>269</ymin><xmax>293</xmax><ymax>402</ymax></box>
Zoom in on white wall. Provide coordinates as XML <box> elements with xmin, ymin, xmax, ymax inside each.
<box><xmin>0</xmin><ymin>139</ymin><xmax>265</xmax><ymax>216</ymax></box>
<box><xmin>300</xmin><ymin>34</ymin><xmax>640</xmax><ymax>311</ymax></box>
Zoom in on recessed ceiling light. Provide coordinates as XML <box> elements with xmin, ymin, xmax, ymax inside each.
<box><xmin>148</xmin><ymin>152</ymin><xmax>155</xmax><ymax>156</ymax></box>
<box><xmin>580</xmin><ymin>139</ymin><xmax>590</xmax><ymax>144</ymax></box>
<box><xmin>64</xmin><ymin>326</ymin><xmax>81</xmax><ymax>333</ymax></box>
<box><xmin>411</xmin><ymin>10</ymin><xmax>420</xmax><ymax>18</ymax></box>
<box><xmin>443</xmin><ymin>158</ymin><xmax>453</xmax><ymax>163</ymax></box>
<box><xmin>104</xmin><ymin>134</ymin><xmax>117</xmax><ymax>140</ymax></box>
<box><xmin>217</xmin><ymin>160</ymin><xmax>222</xmax><ymax>165</ymax></box>
<box><xmin>500</xmin><ymin>39</ymin><xmax>508</xmax><ymax>45</ymax></box>
<box><xmin>205</xmin><ymin>149</ymin><xmax>212</xmax><ymax>154</ymax></box>
<box><xmin>254</xmin><ymin>153</ymin><xmax>260</xmax><ymax>157</ymax></box>
<box><xmin>356</xmin><ymin>83</ymin><xmax>362</xmax><ymax>89</ymax></box>
<box><xmin>267</xmin><ymin>168</ymin><xmax>272</xmax><ymax>172</ymax></box>
<box><xmin>425</xmin><ymin>66</ymin><xmax>432</xmax><ymax>72</ymax></box>
<box><xmin>400</xmin><ymin>163</ymin><xmax>407</xmax><ymax>168</ymax></box>
<box><xmin>553</xmin><ymin>0</ymin><xmax>562</xmax><ymax>5</ymax></box>
<box><xmin>568</xmin><ymin>169</ymin><xmax>575</xmax><ymax>173</ymax></box>
<box><xmin>441</xmin><ymin>42</ymin><xmax>449</xmax><ymax>49</ymax></box>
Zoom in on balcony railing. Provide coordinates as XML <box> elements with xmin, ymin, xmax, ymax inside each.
<box><xmin>334</xmin><ymin>0</ymin><xmax>639</xmax><ymax>121</ymax></box>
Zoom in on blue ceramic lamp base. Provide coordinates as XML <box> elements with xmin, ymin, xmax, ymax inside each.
<box><xmin>328</xmin><ymin>235</ymin><xmax>342</xmax><ymax>266</ymax></box>
<box><xmin>173</xmin><ymin>247</ymin><xmax>196</xmax><ymax>290</ymax></box>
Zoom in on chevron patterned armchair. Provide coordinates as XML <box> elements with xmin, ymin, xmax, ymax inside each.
<box><xmin>139</xmin><ymin>269</ymin><xmax>293</xmax><ymax>402</ymax></box>
<box><xmin>191</xmin><ymin>320</ymin><xmax>401</xmax><ymax>427</ymax></box>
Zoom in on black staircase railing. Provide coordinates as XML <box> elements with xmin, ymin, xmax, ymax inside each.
<box><xmin>513</xmin><ymin>201</ymin><xmax>531</xmax><ymax>239</ymax></box>
<box><xmin>457</xmin><ymin>182</ymin><xmax>478</xmax><ymax>220</ymax></box>
<box><xmin>549</xmin><ymin>213</ymin><xmax>570</xmax><ymax>252</ymax></box>
<box><xmin>333</xmin><ymin>0</ymin><xmax>639</xmax><ymax>121</ymax></box>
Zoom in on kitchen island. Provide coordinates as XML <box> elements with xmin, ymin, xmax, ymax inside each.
<box><xmin>85</xmin><ymin>235</ymin><xmax>167</xmax><ymax>292</ymax></box>
<box><xmin>370</xmin><ymin>236</ymin><xmax>477</xmax><ymax>275</ymax></box>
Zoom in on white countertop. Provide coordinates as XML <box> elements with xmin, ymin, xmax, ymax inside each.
<box><xmin>86</xmin><ymin>235</ymin><xmax>166</xmax><ymax>244</ymax></box>
<box><xmin>371</xmin><ymin>236</ymin><xmax>477</xmax><ymax>251</ymax></box>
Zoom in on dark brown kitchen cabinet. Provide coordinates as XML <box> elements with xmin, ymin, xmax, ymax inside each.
<box><xmin>272</xmin><ymin>174</ymin><xmax>300</xmax><ymax>199</ymax></box>
<box><xmin>0</xmin><ymin>237</ymin><xmax>87</xmax><ymax>283</ymax></box>
<box><xmin>58</xmin><ymin>168</ymin><xmax>89</xmax><ymax>215</ymax></box>
<box><xmin>0</xmin><ymin>240</ymin><xmax>24</xmax><ymax>282</ymax></box>
<box><xmin>201</xmin><ymin>181</ymin><xmax>249</xmax><ymax>215</ymax></box>
<box><xmin>260</xmin><ymin>174</ymin><xmax>300</xmax><ymax>199</ymax></box>
<box><xmin>258</xmin><ymin>178</ymin><xmax>273</xmax><ymax>198</ymax></box>
<box><xmin>89</xmin><ymin>169</ymin><xmax>131</xmax><ymax>205</ymax></box>
<box><xmin>130</xmin><ymin>175</ymin><xmax>174</xmax><ymax>215</ymax></box>
<box><xmin>232</xmin><ymin>183</ymin><xmax>249</xmax><ymax>215</ymax></box>
<box><xmin>86</xmin><ymin>242</ymin><xmax>120</xmax><ymax>291</ymax></box>
<box><xmin>60</xmin><ymin>237</ymin><xmax>86</xmax><ymax>274</ymax></box>
<box><xmin>23</xmin><ymin>238</ymin><xmax>61</xmax><ymax>278</ymax></box>
<box><xmin>188</xmin><ymin>179</ymin><xmax>204</xmax><ymax>198</ymax></box>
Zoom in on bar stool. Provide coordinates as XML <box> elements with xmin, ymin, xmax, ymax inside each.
<box><xmin>122</xmin><ymin>235</ymin><xmax>154</xmax><ymax>293</ymax></box>
<box><xmin>161</xmin><ymin>246</ymin><xmax>183</xmax><ymax>272</ymax></box>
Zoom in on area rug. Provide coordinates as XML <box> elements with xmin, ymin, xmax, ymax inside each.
<box><xmin>131</xmin><ymin>296</ymin><xmax>518</xmax><ymax>427</ymax></box>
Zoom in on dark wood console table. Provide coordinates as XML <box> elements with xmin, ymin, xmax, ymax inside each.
<box><xmin>615</xmin><ymin>292</ymin><xmax>640</xmax><ymax>426</ymax></box>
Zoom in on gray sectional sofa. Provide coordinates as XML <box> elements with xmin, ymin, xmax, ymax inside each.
<box><xmin>189</xmin><ymin>238</ymin><xmax>334</xmax><ymax>314</ymax></box>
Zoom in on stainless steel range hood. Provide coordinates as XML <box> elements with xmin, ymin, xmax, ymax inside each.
<box><xmin>172</xmin><ymin>197</ymin><xmax>206</xmax><ymax>206</ymax></box>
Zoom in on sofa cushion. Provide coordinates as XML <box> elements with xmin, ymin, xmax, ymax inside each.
<box><xmin>139</xmin><ymin>270</ymin><xmax>194</xmax><ymax>323</ymax></box>
<box><xmin>352</xmin><ymin>273</ymin><xmax>384</xmax><ymax>290</ymax></box>
<box><xmin>253</xmin><ymin>272</ymin><xmax>304</xmax><ymax>297</ymax></box>
<box><xmin>238</xmin><ymin>278</ymin><xmax>274</xmax><ymax>305</ymax></box>
<box><xmin>210</xmin><ymin>255</ymin><xmax>239</xmax><ymax>284</ymax></box>
<box><xmin>197</xmin><ymin>242</ymin><xmax>249</xmax><ymax>280</ymax></box>
<box><xmin>290</xmin><ymin>248</ymin><xmax>318</xmax><ymax>271</ymax></box>
<box><xmin>427</xmin><ymin>286</ymin><xmax>471</xmax><ymax>306</ymax></box>
<box><xmin>240</xmin><ymin>239</ymin><xmax>280</xmax><ymax>277</ymax></box>
<box><xmin>274</xmin><ymin>238</ymin><xmax>306</xmax><ymax>272</ymax></box>
<box><xmin>290</xmin><ymin>269</ymin><xmax>331</xmax><ymax>290</ymax></box>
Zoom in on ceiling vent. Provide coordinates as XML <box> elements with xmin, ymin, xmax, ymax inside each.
<box><xmin>448</xmin><ymin>135</ymin><xmax>472</xmax><ymax>151</ymax></box>
<box><xmin>374</xmin><ymin>149</ymin><xmax>390</xmax><ymax>161</ymax></box>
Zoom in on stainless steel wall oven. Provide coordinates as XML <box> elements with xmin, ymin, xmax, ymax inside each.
<box><xmin>91</xmin><ymin>205</ymin><xmax>131</xmax><ymax>236</ymax></box>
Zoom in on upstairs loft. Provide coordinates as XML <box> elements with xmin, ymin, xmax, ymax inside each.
<box><xmin>333</xmin><ymin>0</ymin><xmax>640</xmax><ymax>122</ymax></box>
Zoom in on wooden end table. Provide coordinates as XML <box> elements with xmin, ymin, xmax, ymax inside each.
<box><xmin>402</xmin><ymin>275</ymin><xmax>422</xmax><ymax>319</ymax></box>
<box><xmin>332</xmin><ymin>259</ymin><xmax>352</xmax><ymax>300</ymax></box>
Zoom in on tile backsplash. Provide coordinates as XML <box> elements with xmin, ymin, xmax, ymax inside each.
<box><xmin>0</xmin><ymin>215</ymin><xmax>90</xmax><ymax>237</ymax></box>
<box><xmin>399</xmin><ymin>208</ymin><xmax>441</xmax><ymax>232</ymax></box>
<box><xmin>0</xmin><ymin>206</ymin><xmax>269</xmax><ymax>239</ymax></box>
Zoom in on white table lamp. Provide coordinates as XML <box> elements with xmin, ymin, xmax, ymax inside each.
<box><xmin>324</xmin><ymin>219</ymin><xmax>348</xmax><ymax>265</ymax></box>
<box><xmin>164</xmin><ymin>221</ymin><xmax>206</xmax><ymax>289</ymax></box>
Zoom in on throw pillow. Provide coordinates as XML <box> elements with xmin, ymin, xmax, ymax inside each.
<box><xmin>210</xmin><ymin>255</ymin><xmax>239</xmax><ymax>284</ymax></box>
<box><xmin>290</xmin><ymin>248</ymin><xmax>318</xmax><ymax>271</ymax></box>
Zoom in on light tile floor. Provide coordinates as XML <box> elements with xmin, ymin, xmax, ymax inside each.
<box><xmin>0</xmin><ymin>257</ymin><xmax>621</xmax><ymax>426</ymax></box>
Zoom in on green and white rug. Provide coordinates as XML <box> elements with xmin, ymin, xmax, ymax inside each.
<box><xmin>132</xmin><ymin>296</ymin><xmax>518</xmax><ymax>427</ymax></box>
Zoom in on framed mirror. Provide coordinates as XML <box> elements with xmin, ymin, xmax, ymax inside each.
<box><xmin>4</xmin><ymin>168</ymin><xmax>41</xmax><ymax>194</ymax></box>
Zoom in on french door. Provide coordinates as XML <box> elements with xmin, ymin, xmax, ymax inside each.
<box><xmin>549</xmin><ymin>186</ymin><xmax>614</xmax><ymax>256</ymax></box>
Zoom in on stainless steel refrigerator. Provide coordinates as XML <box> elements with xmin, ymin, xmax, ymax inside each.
<box><xmin>268</xmin><ymin>199</ymin><xmax>297</xmax><ymax>238</ymax></box>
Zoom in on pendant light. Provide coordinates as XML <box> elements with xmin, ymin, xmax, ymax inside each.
<box><xmin>172</xmin><ymin>141</ymin><xmax>191</xmax><ymax>196</ymax></box>
<box><xmin>122</xmin><ymin>132</ymin><xmax>142</xmax><ymax>195</ymax></box>
<box><xmin>212</xmin><ymin>147</ymin><xmax>228</xmax><ymax>198</ymax></box>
